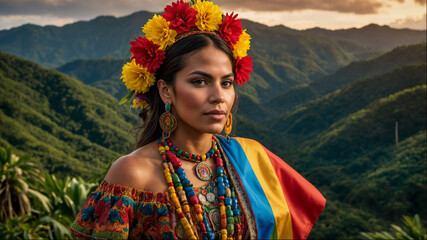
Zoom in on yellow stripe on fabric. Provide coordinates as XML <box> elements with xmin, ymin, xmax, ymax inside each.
<box><xmin>235</xmin><ymin>138</ymin><xmax>293</xmax><ymax>239</ymax></box>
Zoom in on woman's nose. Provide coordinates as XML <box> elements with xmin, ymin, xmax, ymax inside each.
<box><xmin>209</xmin><ymin>82</ymin><xmax>225</xmax><ymax>104</ymax></box>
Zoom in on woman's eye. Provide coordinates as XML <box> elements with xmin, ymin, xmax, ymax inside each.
<box><xmin>222</xmin><ymin>80</ymin><xmax>233</xmax><ymax>87</ymax></box>
<box><xmin>191</xmin><ymin>79</ymin><xmax>207</xmax><ymax>85</ymax></box>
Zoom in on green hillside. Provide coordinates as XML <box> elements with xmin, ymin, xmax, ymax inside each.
<box><xmin>268</xmin><ymin>43</ymin><xmax>427</xmax><ymax>115</ymax></box>
<box><xmin>268</xmin><ymin>63</ymin><xmax>427</xmax><ymax>141</ymax></box>
<box><xmin>290</xmin><ymin>85</ymin><xmax>426</xmax><ymax>239</ymax></box>
<box><xmin>0</xmin><ymin>52</ymin><xmax>139</xmax><ymax>178</ymax></box>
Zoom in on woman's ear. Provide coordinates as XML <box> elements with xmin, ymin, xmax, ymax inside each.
<box><xmin>157</xmin><ymin>79</ymin><xmax>173</xmax><ymax>104</ymax></box>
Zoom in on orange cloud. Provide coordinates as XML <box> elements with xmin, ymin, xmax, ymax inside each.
<box><xmin>216</xmin><ymin>0</ymin><xmax>385</xmax><ymax>14</ymax></box>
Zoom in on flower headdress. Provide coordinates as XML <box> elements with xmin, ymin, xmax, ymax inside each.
<box><xmin>120</xmin><ymin>0</ymin><xmax>253</xmax><ymax>109</ymax></box>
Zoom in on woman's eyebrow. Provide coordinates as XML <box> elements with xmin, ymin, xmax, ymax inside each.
<box><xmin>188</xmin><ymin>71</ymin><xmax>234</xmax><ymax>79</ymax></box>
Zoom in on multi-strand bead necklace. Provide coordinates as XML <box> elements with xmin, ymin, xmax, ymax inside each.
<box><xmin>158</xmin><ymin>137</ymin><xmax>242</xmax><ymax>240</ymax></box>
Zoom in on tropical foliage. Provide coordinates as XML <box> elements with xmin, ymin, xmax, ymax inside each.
<box><xmin>361</xmin><ymin>214</ymin><xmax>426</xmax><ymax>240</ymax></box>
<box><xmin>0</xmin><ymin>147</ymin><xmax>100</xmax><ymax>239</ymax></box>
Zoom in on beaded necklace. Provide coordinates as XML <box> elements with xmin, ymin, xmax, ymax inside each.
<box><xmin>158</xmin><ymin>137</ymin><xmax>242</xmax><ymax>240</ymax></box>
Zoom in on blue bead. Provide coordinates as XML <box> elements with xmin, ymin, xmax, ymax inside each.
<box><xmin>231</xmin><ymin>198</ymin><xmax>238</xmax><ymax>209</ymax></box>
<box><xmin>216</xmin><ymin>167</ymin><xmax>224</xmax><ymax>175</ymax></box>
<box><xmin>186</xmin><ymin>191</ymin><xmax>195</xmax><ymax>198</ymax></box>
<box><xmin>182</xmin><ymin>179</ymin><xmax>190</xmax><ymax>185</ymax></box>
<box><xmin>233</xmin><ymin>209</ymin><xmax>241</xmax><ymax>216</ymax></box>
<box><xmin>218</xmin><ymin>189</ymin><xmax>226</xmax><ymax>196</ymax></box>
<box><xmin>206</xmin><ymin>153</ymin><xmax>211</xmax><ymax>158</ymax></box>
<box><xmin>225</xmin><ymin>197</ymin><xmax>232</xmax><ymax>205</ymax></box>
<box><xmin>217</xmin><ymin>176</ymin><xmax>223</xmax><ymax>183</ymax></box>
<box><xmin>184</xmin><ymin>186</ymin><xmax>193</xmax><ymax>193</ymax></box>
<box><xmin>176</xmin><ymin>168</ymin><xmax>184</xmax><ymax>174</ymax></box>
<box><xmin>163</xmin><ymin>140</ymin><xmax>167</xmax><ymax>146</ymax></box>
<box><xmin>210</xmin><ymin>182</ymin><xmax>215</xmax><ymax>186</ymax></box>
<box><xmin>171</xmin><ymin>146</ymin><xmax>176</xmax><ymax>151</ymax></box>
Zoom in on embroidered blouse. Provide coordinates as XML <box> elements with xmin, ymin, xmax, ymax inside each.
<box><xmin>71</xmin><ymin>180</ymin><xmax>248</xmax><ymax>239</ymax></box>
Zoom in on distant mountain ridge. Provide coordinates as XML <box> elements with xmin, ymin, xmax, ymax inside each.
<box><xmin>267</xmin><ymin>43</ymin><xmax>427</xmax><ymax>116</ymax></box>
<box><xmin>303</xmin><ymin>23</ymin><xmax>426</xmax><ymax>50</ymax></box>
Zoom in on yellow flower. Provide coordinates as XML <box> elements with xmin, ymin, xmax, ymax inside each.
<box><xmin>121</xmin><ymin>59</ymin><xmax>155</xmax><ymax>94</ymax></box>
<box><xmin>143</xmin><ymin>14</ymin><xmax>177</xmax><ymax>50</ymax></box>
<box><xmin>191</xmin><ymin>0</ymin><xmax>222</xmax><ymax>31</ymax></box>
<box><xmin>132</xmin><ymin>98</ymin><xmax>148</xmax><ymax>109</ymax></box>
<box><xmin>232</xmin><ymin>29</ymin><xmax>251</xmax><ymax>58</ymax></box>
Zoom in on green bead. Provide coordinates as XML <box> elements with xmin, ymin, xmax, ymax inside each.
<box><xmin>192</xmin><ymin>154</ymin><xmax>197</xmax><ymax>160</ymax></box>
<box><xmin>227</xmin><ymin>224</ymin><xmax>234</xmax><ymax>235</ymax></box>
<box><xmin>172</xmin><ymin>174</ymin><xmax>180</xmax><ymax>183</ymax></box>
<box><xmin>185</xmin><ymin>152</ymin><xmax>190</xmax><ymax>158</ymax></box>
<box><xmin>234</xmin><ymin>216</ymin><xmax>241</xmax><ymax>224</ymax></box>
<box><xmin>175</xmin><ymin>182</ymin><xmax>182</xmax><ymax>187</ymax></box>
<box><xmin>226</xmin><ymin>208</ymin><xmax>233</xmax><ymax>217</ymax></box>
<box><xmin>177</xmin><ymin>149</ymin><xmax>183</xmax><ymax>155</ymax></box>
<box><xmin>227</xmin><ymin>217</ymin><xmax>234</xmax><ymax>224</ymax></box>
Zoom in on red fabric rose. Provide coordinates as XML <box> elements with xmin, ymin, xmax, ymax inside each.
<box><xmin>219</xmin><ymin>12</ymin><xmax>243</xmax><ymax>48</ymax></box>
<box><xmin>162</xmin><ymin>0</ymin><xmax>197</xmax><ymax>34</ymax></box>
<box><xmin>235</xmin><ymin>56</ymin><xmax>253</xmax><ymax>86</ymax></box>
<box><xmin>129</xmin><ymin>37</ymin><xmax>166</xmax><ymax>73</ymax></box>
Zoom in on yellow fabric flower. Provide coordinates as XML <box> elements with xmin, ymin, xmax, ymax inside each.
<box><xmin>121</xmin><ymin>59</ymin><xmax>155</xmax><ymax>94</ymax></box>
<box><xmin>143</xmin><ymin>14</ymin><xmax>177</xmax><ymax>50</ymax></box>
<box><xmin>232</xmin><ymin>29</ymin><xmax>251</xmax><ymax>58</ymax></box>
<box><xmin>191</xmin><ymin>0</ymin><xmax>222</xmax><ymax>31</ymax></box>
<box><xmin>132</xmin><ymin>98</ymin><xmax>148</xmax><ymax>109</ymax></box>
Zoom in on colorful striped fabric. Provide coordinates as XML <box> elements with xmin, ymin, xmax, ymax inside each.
<box><xmin>218</xmin><ymin>136</ymin><xmax>326</xmax><ymax>239</ymax></box>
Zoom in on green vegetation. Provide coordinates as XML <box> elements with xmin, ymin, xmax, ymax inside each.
<box><xmin>0</xmin><ymin>52</ymin><xmax>139</xmax><ymax>178</ymax></box>
<box><xmin>0</xmin><ymin>147</ymin><xmax>99</xmax><ymax>239</ymax></box>
<box><xmin>361</xmin><ymin>214</ymin><xmax>426</xmax><ymax>239</ymax></box>
<box><xmin>0</xmin><ymin>15</ymin><xmax>425</xmax><ymax>238</ymax></box>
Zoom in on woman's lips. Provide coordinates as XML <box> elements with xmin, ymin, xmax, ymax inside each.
<box><xmin>204</xmin><ymin>110</ymin><xmax>226</xmax><ymax>121</ymax></box>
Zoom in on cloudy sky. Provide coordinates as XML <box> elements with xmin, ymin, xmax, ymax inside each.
<box><xmin>0</xmin><ymin>0</ymin><xmax>426</xmax><ymax>31</ymax></box>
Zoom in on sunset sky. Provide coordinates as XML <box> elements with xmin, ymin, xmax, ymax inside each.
<box><xmin>0</xmin><ymin>0</ymin><xmax>425</xmax><ymax>31</ymax></box>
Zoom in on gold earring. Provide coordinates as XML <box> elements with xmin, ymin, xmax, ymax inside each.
<box><xmin>224</xmin><ymin>113</ymin><xmax>232</xmax><ymax>140</ymax></box>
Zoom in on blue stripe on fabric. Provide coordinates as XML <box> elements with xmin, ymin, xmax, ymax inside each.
<box><xmin>217</xmin><ymin>136</ymin><xmax>275</xmax><ymax>239</ymax></box>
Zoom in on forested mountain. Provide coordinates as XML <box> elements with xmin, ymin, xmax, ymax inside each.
<box><xmin>268</xmin><ymin>43</ymin><xmax>427</xmax><ymax>115</ymax></box>
<box><xmin>304</xmin><ymin>23</ymin><xmax>426</xmax><ymax>50</ymax></box>
<box><xmin>0</xmin><ymin>52</ymin><xmax>139</xmax><ymax>178</ymax></box>
<box><xmin>0</xmin><ymin>9</ymin><xmax>425</xmax><ymax>239</ymax></box>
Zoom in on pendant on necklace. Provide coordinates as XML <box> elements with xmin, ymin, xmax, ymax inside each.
<box><xmin>195</xmin><ymin>162</ymin><xmax>212</xmax><ymax>181</ymax></box>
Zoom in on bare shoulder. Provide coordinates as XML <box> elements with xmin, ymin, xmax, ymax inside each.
<box><xmin>104</xmin><ymin>140</ymin><xmax>168</xmax><ymax>193</ymax></box>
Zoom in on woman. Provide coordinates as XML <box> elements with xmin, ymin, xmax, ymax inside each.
<box><xmin>71</xmin><ymin>1</ymin><xmax>325</xmax><ymax>239</ymax></box>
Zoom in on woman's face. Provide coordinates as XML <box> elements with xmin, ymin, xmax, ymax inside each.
<box><xmin>170</xmin><ymin>45</ymin><xmax>235</xmax><ymax>135</ymax></box>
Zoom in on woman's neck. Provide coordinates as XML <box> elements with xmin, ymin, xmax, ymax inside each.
<box><xmin>170</xmin><ymin>128</ymin><xmax>214</xmax><ymax>156</ymax></box>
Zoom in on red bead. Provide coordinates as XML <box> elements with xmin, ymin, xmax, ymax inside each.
<box><xmin>216</xmin><ymin>158</ymin><xmax>223</xmax><ymax>167</ymax></box>
<box><xmin>189</xmin><ymin>196</ymin><xmax>199</xmax><ymax>205</ymax></box>
<box><xmin>199</xmin><ymin>222</ymin><xmax>207</xmax><ymax>233</ymax></box>
<box><xmin>183</xmin><ymin>151</ymin><xmax>187</xmax><ymax>156</ymax></box>
<box><xmin>178</xmin><ymin>213</ymin><xmax>185</xmax><ymax>219</ymax></box>
<box><xmin>168</xmin><ymin>182</ymin><xmax>174</xmax><ymax>187</ymax></box>
<box><xmin>161</xmin><ymin>155</ymin><xmax>167</xmax><ymax>160</ymax></box>
<box><xmin>166</xmin><ymin>151</ymin><xmax>176</xmax><ymax>160</ymax></box>
<box><xmin>221</xmin><ymin>214</ymin><xmax>227</xmax><ymax>219</ymax></box>
<box><xmin>216</xmin><ymin>150</ymin><xmax>220</xmax><ymax>155</ymax></box>
<box><xmin>235</xmin><ymin>224</ymin><xmax>242</xmax><ymax>234</ymax></box>
<box><xmin>221</xmin><ymin>218</ymin><xmax>227</xmax><ymax>229</ymax></box>
<box><xmin>168</xmin><ymin>142</ymin><xmax>173</xmax><ymax>147</ymax></box>
<box><xmin>218</xmin><ymin>196</ymin><xmax>225</xmax><ymax>201</ymax></box>
<box><xmin>173</xmin><ymin>161</ymin><xmax>182</xmax><ymax>169</ymax></box>
<box><xmin>196</xmin><ymin>156</ymin><xmax>200</xmax><ymax>161</ymax></box>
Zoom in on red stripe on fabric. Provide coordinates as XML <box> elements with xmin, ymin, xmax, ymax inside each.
<box><xmin>262</xmin><ymin>146</ymin><xmax>326</xmax><ymax>239</ymax></box>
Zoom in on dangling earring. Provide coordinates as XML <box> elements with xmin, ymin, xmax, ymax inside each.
<box><xmin>224</xmin><ymin>113</ymin><xmax>232</xmax><ymax>141</ymax></box>
<box><xmin>159</xmin><ymin>102</ymin><xmax>177</xmax><ymax>141</ymax></box>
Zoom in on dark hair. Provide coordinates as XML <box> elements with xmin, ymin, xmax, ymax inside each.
<box><xmin>135</xmin><ymin>33</ymin><xmax>237</xmax><ymax>148</ymax></box>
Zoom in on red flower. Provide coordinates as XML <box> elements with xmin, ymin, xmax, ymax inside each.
<box><xmin>162</xmin><ymin>0</ymin><xmax>197</xmax><ymax>34</ymax></box>
<box><xmin>219</xmin><ymin>12</ymin><xmax>243</xmax><ymax>48</ymax></box>
<box><xmin>235</xmin><ymin>56</ymin><xmax>253</xmax><ymax>86</ymax></box>
<box><xmin>129</xmin><ymin>37</ymin><xmax>166</xmax><ymax>73</ymax></box>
